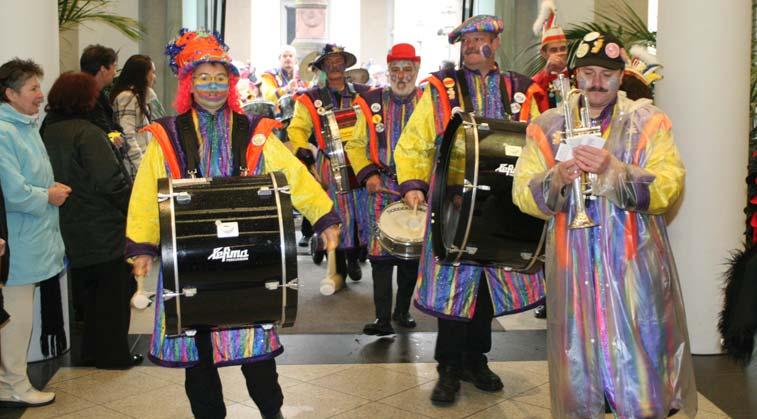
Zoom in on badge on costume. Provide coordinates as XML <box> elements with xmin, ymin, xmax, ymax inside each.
<box><xmin>376</xmin><ymin>122</ymin><xmax>385</xmax><ymax>133</ymax></box>
<box><xmin>442</xmin><ymin>77</ymin><xmax>455</xmax><ymax>88</ymax></box>
<box><xmin>583</xmin><ymin>31</ymin><xmax>600</xmax><ymax>42</ymax></box>
<box><xmin>513</xmin><ymin>92</ymin><xmax>526</xmax><ymax>104</ymax></box>
<box><xmin>317</xmin><ymin>107</ymin><xmax>327</xmax><ymax>115</ymax></box>
<box><xmin>314</xmin><ymin>99</ymin><xmax>323</xmax><ymax>108</ymax></box>
<box><xmin>370</xmin><ymin>103</ymin><xmax>381</xmax><ymax>113</ymax></box>
<box><xmin>252</xmin><ymin>133</ymin><xmax>266</xmax><ymax>146</ymax></box>
<box><xmin>575</xmin><ymin>43</ymin><xmax>589</xmax><ymax>58</ymax></box>
<box><xmin>605</xmin><ymin>43</ymin><xmax>620</xmax><ymax>59</ymax></box>
<box><xmin>447</xmin><ymin>88</ymin><xmax>456</xmax><ymax>100</ymax></box>
<box><xmin>372</xmin><ymin>114</ymin><xmax>382</xmax><ymax>124</ymax></box>
<box><xmin>510</xmin><ymin>103</ymin><xmax>521</xmax><ymax>114</ymax></box>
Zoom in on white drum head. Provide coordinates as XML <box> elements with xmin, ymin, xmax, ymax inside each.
<box><xmin>377</xmin><ymin>201</ymin><xmax>426</xmax><ymax>243</ymax></box>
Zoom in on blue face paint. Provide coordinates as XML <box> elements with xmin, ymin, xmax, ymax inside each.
<box><xmin>480</xmin><ymin>44</ymin><xmax>493</xmax><ymax>58</ymax></box>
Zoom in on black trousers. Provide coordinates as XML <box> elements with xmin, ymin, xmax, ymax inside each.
<box><xmin>434</xmin><ymin>273</ymin><xmax>494</xmax><ymax>366</ymax></box>
<box><xmin>185</xmin><ymin>332</ymin><xmax>283</xmax><ymax>419</ymax></box>
<box><xmin>301</xmin><ymin>217</ymin><xmax>313</xmax><ymax>238</ymax></box>
<box><xmin>370</xmin><ymin>259</ymin><xmax>418</xmax><ymax>321</ymax></box>
<box><xmin>69</xmin><ymin>258</ymin><xmax>133</xmax><ymax>368</ymax></box>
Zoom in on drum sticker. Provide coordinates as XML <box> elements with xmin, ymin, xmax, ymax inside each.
<box><xmin>207</xmin><ymin>246</ymin><xmax>249</xmax><ymax>262</ymax></box>
<box><xmin>370</xmin><ymin>102</ymin><xmax>381</xmax><ymax>113</ymax></box>
<box><xmin>505</xmin><ymin>145</ymin><xmax>522</xmax><ymax>157</ymax></box>
<box><xmin>510</xmin><ymin>102</ymin><xmax>521</xmax><ymax>114</ymax></box>
<box><xmin>252</xmin><ymin>134</ymin><xmax>266</xmax><ymax>146</ymax></box>
<box><xmin>494</xmin><ymin>163</ymin><xmax>516</xmax><ymax>177</ymax></box>
<box><xmin>513</xmin><ymin>92</ymin><xmax>526</xmax><ymax>104</ymax></box>
<box><xmin>216</xmin><ymin>220</ymin><xmax>240</xmax><ymax>238</ymax></box>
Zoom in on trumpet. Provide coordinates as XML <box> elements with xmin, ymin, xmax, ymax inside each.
<box><xmin>555</xmin><ymin>74</ymin><xmax>600</xmax><ymax>229</ymax></box>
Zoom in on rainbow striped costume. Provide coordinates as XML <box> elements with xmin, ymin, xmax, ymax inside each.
<box><xmin>513</xmin><ymin>93</ymin><xmax>698</xmax><ymax>418</ymax></box>
<box><xmin>394</xmin><ymin>68</ymin><xmax>546</xmax><ymax>320</ymax></box>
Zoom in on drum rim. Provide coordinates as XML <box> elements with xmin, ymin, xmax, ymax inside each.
<box><xmin>376</xmin><ymin>226</ymin><xmax>422</xmax><ymax>259</ymax></box>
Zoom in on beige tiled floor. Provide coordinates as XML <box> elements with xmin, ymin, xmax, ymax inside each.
<box><xmin>19</xmin><ymin>361</ymin><xmax>727</xmax><ymax>418</ymax></box>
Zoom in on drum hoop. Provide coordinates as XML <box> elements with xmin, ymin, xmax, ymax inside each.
<box><xmin>168</xmin><ymin>179</ymin><xmax>183</xmax><ymax>334</ymax></box>
<box><xmin>430</xmin><ymin>113</ymin><xmax>463</xmax><ymax>261</ymax></box>
<box><xmin>270</xmin><ymin>172</ymin><xmax>287</xmax><ymax>326</ymax></box>
<box><xmin>453</xmin><ymin>112</ymin><xmax>479</xmax><ymax>264</ymax></box>
<box><xmin>376</xmin><ymin>227</ymin><xmax>420</xmax><ymax>260</ymax></box>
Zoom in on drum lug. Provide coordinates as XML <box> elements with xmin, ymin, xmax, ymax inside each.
<box><xmin>157</xmin><ymin>191</ymin><xmax>191</xmax><ymax>204</ymax></box>
<box><xmin>265</xmin><ymin>279</ymin><xmax>299</xmax><ymax>291</ymax></box>
<box><xmin>448</xmin><ymin>245</ymin><xmax>478</xmax><ymax>255</ymax></box>
<box><xmin>257</xmin><ymin>186</ymin><xmax>291</xmax><ymax>196</ymax></box>
<box><xmin>462</xmin><ymin>179</ymin><xmax>491</xmax><ymax>192</ymax></box>
<box><xmin>184</xmin><ymin>329</ymin><xmax>197</xmax><ymax>337</ymax></box>
<box><xmin>162</xmin><ymin>287</ymin><xmax>197</xmax><ymax>299</ymax></box>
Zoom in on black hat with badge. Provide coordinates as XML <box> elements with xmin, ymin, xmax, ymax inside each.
<box><xmin>571</xmin><ymin>31</ymin><xmax>625</xmax><ymax>71</ymax></box>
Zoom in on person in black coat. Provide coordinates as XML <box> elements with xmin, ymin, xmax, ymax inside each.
<box><xmin>40</xmin><ymin>71</ymin><xmax>141</xmax><ymax>369</ymax></box>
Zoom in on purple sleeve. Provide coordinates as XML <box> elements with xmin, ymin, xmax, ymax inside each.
<box><xmin>125</xmin><ymin>238</ymin><xmax>159</xmax><ymax>260</ymax></box>
<box><xmin>399</xmin><ymin>179</ymin><xmax>429</xmax><ymax>197</ymax></box>
<box><xmin>356</xmin><ymin>164</ymin><xmax>380</xmax><ymax>185</ymax></box>
<box><xmin>312</xmin><ymin>210</ymin><xmax>341</xmax><ymax>235</ymax></box>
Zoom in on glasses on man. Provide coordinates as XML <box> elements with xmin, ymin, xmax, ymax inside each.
<box><xmin>193</xmin><ymin>73</ymin><xmax>230</xmax><ymax>84</ymax></box>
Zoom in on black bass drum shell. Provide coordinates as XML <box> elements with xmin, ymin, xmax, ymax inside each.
<box><xmin>158</xmin><ymin>173</ymin><xmax>297</xmax><ymax>335</ymax></box>
<box><xmin>431</xmin><ymin>113</ymin><xmax>545</xmax><ymax>272</ymax></box>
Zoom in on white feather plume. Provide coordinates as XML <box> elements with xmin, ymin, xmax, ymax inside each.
<box><xmin>533</xmin><ymin>0</ymin><xmax>558</xmax><ymax>36</ymax></box>
<box><xmin>629</xmin><ymin>44</ymin><xmax>658</xmax><ymax>65</ymax></box>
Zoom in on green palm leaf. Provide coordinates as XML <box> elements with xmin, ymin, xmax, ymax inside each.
<box><xmin>58</xmin><ymin>0</ymin><xmax>145</xmax><ymax>40</ymax></box>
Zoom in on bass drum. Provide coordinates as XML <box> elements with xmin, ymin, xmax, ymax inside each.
<box><xmin>430</xmin><ymin>112</ymin><xmax>545</xmax><ymax>272</ymax></box>
<box><xmin>158</xmin><ymin>173</ymin><xmax>297</xmax><ymax>336</ymax></box>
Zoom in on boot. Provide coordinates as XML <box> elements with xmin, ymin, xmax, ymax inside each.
<box><xmin>461</xmin><ymin>353</ymin><xmax>503</xmax><ymax>392</ymax></box>
<box><xmin>430</xmin><ymin>364</ymin><xmax>460</xmax><ymax>405</ymax></box>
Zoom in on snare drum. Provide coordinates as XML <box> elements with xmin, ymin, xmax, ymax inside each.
<box><xmin>430</xmin><ymin>112</ymin><xmax>545</xmax><ymax>272</ymax></box>
<box><xmin>376</xmin><ymin>201</ymin><xmax>427</xmax><ymax>260</ymax></box>
<box><xmin>157</xmin><ymin>173</ymin><xmax>298</xmax><ymax>335</ymax></box>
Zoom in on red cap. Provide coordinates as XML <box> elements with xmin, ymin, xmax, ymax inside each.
<box><xmin>386</xmin><ymin>43</ymin><xmax>420</xmax><ymax>63</ymax></box>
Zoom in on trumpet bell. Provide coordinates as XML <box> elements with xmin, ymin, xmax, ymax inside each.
<box><xmin>568</xmin><ymin>210</ymin><xmax>596</xmax><ymax>229</ymax></box>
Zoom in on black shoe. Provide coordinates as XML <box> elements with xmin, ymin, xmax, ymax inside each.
<box><xmin>347</xmin><ymin>260</ymin><xmax>362</xmax><ymax>281</ymax></box>
<box><xmin>461</xmin><ymin>356</ymin><xmax>503</xmax><ymax>392</ymax></box>
<box><xmin>298</xmin><ymin>235</ymin><xmax>310</xmax><ymax>247</ymax></box>
<box><xmin>262</xmin><ymin>410</ymin><xmax>284</xmax><ymax>419</ymax></box>
<box><xmin>363</xmin><ymin>319</ymin><xmax>395</xmax><ymax>336</ymax></box>
<box><xmin>534</xmin><ymin>304</ymin><xmax>547</xmax><ymax>319</ymax></box>
<box><xmin>430</xmin><ymin>365</ymin><xmax>460</xmax><ymax>404</ymax></box>
<box><xmin>98</xmin><ymin>353</ymin><xmax>143</xmax><ymax>370</ymax></box>
<box><xmin>392</xmin><ymin>312</ymin><xmax>417</xmax><ymax>328</ymax></box>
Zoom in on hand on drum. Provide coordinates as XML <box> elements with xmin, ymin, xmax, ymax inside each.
<box><xmin>131</xmin><ymin>255</ymin><xmax>153</xmax><ymax>277</ymax></box>
<box><xmin>573</xmin><ymin>145</ymin><xmax>612</xmax><ymax>174</ymax></box>
<box><xmin>403</xmin><ymin>190</ymin><xmax>426</xmax><ymax>211</ymax></box>
<box><xmin>321</xmin><ymin>224</ymin><xmax>341</xmax><ymax>251</ymax></box>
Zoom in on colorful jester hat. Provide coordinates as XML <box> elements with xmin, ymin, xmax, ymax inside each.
<box><xmin>165</xmin><ymin>29</ymin><xmax>239</xmax><ymax>77</ymax></box>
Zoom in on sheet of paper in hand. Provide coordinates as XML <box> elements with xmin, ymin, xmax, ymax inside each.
<box><xmin>555</xmin><ymin>134</ymin><xmax>605</xmax><ymax>161</ymax></box>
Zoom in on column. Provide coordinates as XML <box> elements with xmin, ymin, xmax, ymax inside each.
<box><xmin>656</xmin><ymin>0</ymin><xmax>752</xmax><ymax>354</ymax></box>
<box><xmin>291</xmin><ymin>0</ymin><xmax>328</xmax><ymax>62</ymax></box>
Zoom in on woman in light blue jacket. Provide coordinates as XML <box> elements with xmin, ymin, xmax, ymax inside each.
<box><xmin>0</xmin><ymin>58</ymin><xmax>69</xmax><ymax>408</ymax></box>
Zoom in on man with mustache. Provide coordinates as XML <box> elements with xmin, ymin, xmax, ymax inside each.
<box><xmin>513</xmin><ymin>31</ymin><xmax>697</xmax><ymax>418</ymax></box>
<box><xmin>393</xmin><ymin>15</ymin><xmax>546</xmax><ymax>405</ymax></box>
<box><xmin>347</xmin><ymin>43</ymin><xmax>422</xmax><ymax>336</ymax></box>
<box><xmin>126</xmin><ymin>30</ymin><xmax>340</xmax><ymax>419</ymax></box>
<box><xmin>288</xmin><ymin>44</ymin><xmax>370</xmax><ymax>283</ymax></box>
<box><xmin>261</xmin><ymin>45</ymin><xmax>306</xmax><ymax>105</ymax></box>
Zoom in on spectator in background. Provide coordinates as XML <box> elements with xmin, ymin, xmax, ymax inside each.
<box><xmin>111</xmin><ymin>54</ymin><xmax>166</xmax><ymax>179</ymax></box>
<box><xmin>79</xmin><ymin>44</ymin><xmax>121</xmax><ymax>135</ymax></box>
<box><xmin>0</xmin><ymin>58</ymin><xmax>68</xmax><ymax>408</ymax></box>
<box><xmin>41</xmin><ymin>72</ymin><xmax>140</xmax><ymax>370</ymax></box>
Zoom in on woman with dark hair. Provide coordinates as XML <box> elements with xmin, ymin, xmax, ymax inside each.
<box><xmin>41</xmin><ymin>71</ymin><xmax>141</xmax><ymax>370</ymax></box>
<box><xmin>0</xmin><ymin>57</ymin><xmax>67</xmax><ymax>408</ymax></box>
<box><xmin>110</xmin><ymin>54</ymin><xmax>166</xmax><ymax>179</ymax></box>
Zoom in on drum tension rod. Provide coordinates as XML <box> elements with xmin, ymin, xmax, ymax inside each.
<box><xmin>462</xmin><ymin>179</ymin><xmax>491</xmax><ymax>192</ymax></box>
<box><xmin>257</xmin><ymin>186</ymin><xmax>291</xmax><ymax>196</ymax></box>
<box><xmin>448</xmin><ymin>244</ymin><xmax>478</xmax><ymax>255</ymax></box>
<box><xmin>162</xmin><ymin>287</ymin><xmax>197</xmax><ymax>299</ymax></box>
<box><xmin>157</xmin><ymin>191</ymin><xmax>191</xmax><ymax>204</ymax></box>
<box><xmin>265</xmin><ymin>279</ymin><xmax>299</xmax><ymax>291</ymax></box>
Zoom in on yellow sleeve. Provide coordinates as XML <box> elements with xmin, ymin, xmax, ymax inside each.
<box><xmin>394</xmin><ymin>86</ymin><xmax>439</xmax><ymax>186</ymax></box>
<box><xmin>344</xmin><ymin>112</ymin><xmax>373</xmax><ymax>176</ymax></box>
<box><xmin>286</xmin><ymin>99</ymin><xmax>314</xmax><ymax>154</ymax></box>
<box><xmin>639</xmin><ymin>117</ymin><xmax>685</xmax><ymax>214</ymax></box>
<box><xmin>125</xmin><ymin>136</ymin><xmax>167</xmax><ymax>249</ymax></box>
<box><xmin>512</xmin><ymin>131</ymin><xmax>552</xmax><ymax>220</ymax></box>
<box><xmin>261</xmin><ymin>73</ymin><xmax>283</xmax><ymax>104</ymax></box>
<box><xmin>261</xmin><ymin>134</ymin><xmax>334</xmax><ymax>223</ymax></box>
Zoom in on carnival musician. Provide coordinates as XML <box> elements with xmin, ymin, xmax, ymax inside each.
<box><xmin>261</xmin><ymin>45</ymin><xmax>307</xmax><ymax>115</ymax></box>
<box><xmin>347</xmin><ymin>43</ymin><xmax>423</xmax><ymax>336</ymax></box>
<box><xmin>287</xmin><ymin>44</ymin><xmax>370</xmax><ymax>282</ymax></box>
<box><xmin>531</xmin><ymin>0</ymin><xmax>569</xmax><ymax>113</ymax></box>
<box><xmin>125</xmin><ymin>30</ymin><xmax>340</xmax><ymax>419</ymax></box>
<box><xmin>393</xmin><ymin>15</ymin><xmax>546</xmax><ymax>405</ymax></box>
<box><xmin>512</xmin><ymin>31</ymin><xmax>697</xmax><ymax>418</ymax></box>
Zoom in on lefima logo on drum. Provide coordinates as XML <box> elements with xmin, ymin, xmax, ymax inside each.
<box><xmin>207</xmin><ymin>246</ymin><xmax>250</xmax><ymax>262</ymax></box>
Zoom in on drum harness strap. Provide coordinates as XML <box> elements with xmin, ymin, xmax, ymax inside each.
<box><xmin>455</xmin><ymin>68</ymin><xmax>514</xmax><ymax>121</ymax></box>
<box><xmin>175</xmin><ymin>111</ymin><xmax>252</xmax><ymax>177</ymax></box>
